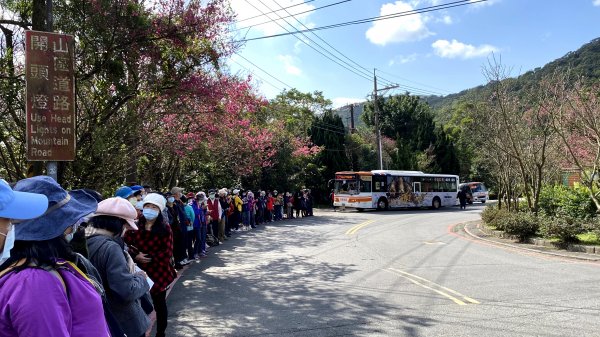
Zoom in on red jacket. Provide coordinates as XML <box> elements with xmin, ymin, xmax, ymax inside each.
<box><xmin>266</xmin><ymin>196</ymin><xmax>275</xmax><ymax>211</ymax></box>
<box><xmin>207</xmin><ymin>198</ymin><xmax>220</xmax><ymax>221</ymax></box>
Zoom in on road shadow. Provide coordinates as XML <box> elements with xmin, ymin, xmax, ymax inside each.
<box><xmin>165</xmin><ymin>217</ymin><xmax>438</xmax><ymax>337</ymax></box>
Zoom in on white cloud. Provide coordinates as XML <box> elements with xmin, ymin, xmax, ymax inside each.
<box><xmin>366</xmin><ymin>1</ymin><xmax>434</xmax><ymax>46</ymax></box>
<box><xmin>389</xmin><ymin>53</ymin><xmax>419</xmax><ymax>66</ymax></box>
<box><xmin>231</xmin><ymin>0</ymin><xmax>315</xmax><ymax>37</ymax></box>
<box><xmin>441</xmin><ymin>15</ymin><xmax>453</xmax><ymax>24</ymax></box>
<box><xmin>594</xmin><ymin>0</ymin><xmax>600</xmax><ymax>6</ymax></box>
<box><xmin>277</xmin><ymin>55</ymin><xmax>302</xmax><ymax>76</ymax></box>
<box><xmin>432</xmin><ymin>39</ymin><xmax>498</xmax><ymax>59</ymax></box>
<box><xmin>332</xmin><ymin>97</ymin><xmax>365</xmax><ymax>109</ymax></box>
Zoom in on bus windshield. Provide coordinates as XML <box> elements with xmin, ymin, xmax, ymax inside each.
<box><xmin>334</xmin><ymin>180</ymin><xmax>359</xmax><ymax>195</ymax></box>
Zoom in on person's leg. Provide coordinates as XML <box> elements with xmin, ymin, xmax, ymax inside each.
<box><xmin>250</xmin><ymin>211</ymin><xmax>256</xmax><ymax>228</ymax></box>
<box><xmin>200</xmin><ymin>225</ymin><xmax>207</xmax><ymax>255</ymax></box>
<box><xmin>225</xmin><ymin>214</ymin><xmax>231</xmax><ymax>236</ymax></box>
<box><xmin>172</xmin><ymin>226</ymin><xmax>184</xmax><ymax>264</ymax></box>
<box><xmin>180</xmin><ymin>227</ymin><xmax>189</xmax><ymax>260</ymax></box>
<box><xmin>219</xmin><ymin>217</ymin><xmax>226</xmax><ymax>241</ymax></box>
<box><xmin>151</xmin><ymin>290</ymin><xmax>168</xmax><ymax>337</ymax></box>
<box><xmin>188</xmin><ymin>229</ymin><xmax>195</xmax><ymax>259</ymax></box>
<box><xmin>212</xmin><ymin>220</ymin><xmax>220</xmax><ymax>244</ymax></box>
<box><xmin>193</xmin><ymin>227</ymin><xmax>201</xmax><ymax>257</ymax></box>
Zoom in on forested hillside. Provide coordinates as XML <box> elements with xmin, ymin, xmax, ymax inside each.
<box><xmin>426</xmin><ymin>37</ymin><xmax>600</xmax><ymax>121</ymax></box>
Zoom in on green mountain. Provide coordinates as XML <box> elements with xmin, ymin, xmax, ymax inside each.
<box><xmin>425</xmin><ymin>37</ymin><xmax>600</xmax><ymax>118</ymax></box>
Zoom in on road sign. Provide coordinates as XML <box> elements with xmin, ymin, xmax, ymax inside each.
<box><xmin>25</xmin><ymin>30</ymin><xmax>75</xmax><ymax>161</ymax></box>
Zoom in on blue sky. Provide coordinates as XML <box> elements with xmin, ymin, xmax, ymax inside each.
<box><xmin>228</xmin><ymin>0</ymin><xmax>600</xmax><ymax>108</ymax></box>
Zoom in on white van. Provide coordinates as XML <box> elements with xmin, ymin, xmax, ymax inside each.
<box><xmin>462</xmin><ymin>182</ymin><xmax>489</xmax><ymax>203</ymax></box>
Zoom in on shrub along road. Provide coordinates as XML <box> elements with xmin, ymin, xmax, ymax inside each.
<box><xmin>163</xmin><ymin>205</ymin><xmax>600</xmax><ymax>337</ymax></box>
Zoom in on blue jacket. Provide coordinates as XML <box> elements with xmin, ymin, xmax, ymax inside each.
<box><xmin>191</xmin><ymin>201</ymin><xmax>207</xmax><ymax>228</ymax></box>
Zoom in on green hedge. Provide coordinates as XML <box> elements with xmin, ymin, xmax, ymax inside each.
<box><xmin>538</xmin><ymin>185</ymin><xmax>596</xmax><ymax>219</ymax></box>
<box><xmin>481</xmin><ymin>206</ymin><xmax>538</xmax><ymax>241</ymax></box>
<box><xmin>538</xmin><ymin>215</ymin><xmax>585</xmax><ymax>244</ymax></box>
<box><xmin>499</xmin><ymin>212</ymin><xmax>539</xmax><ymax>242</ymax></box>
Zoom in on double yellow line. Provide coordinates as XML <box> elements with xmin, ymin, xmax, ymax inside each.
<box><xmin>345</xmin><ymin>220</ymin><xmax>375</xmax><ymax>235</ymax></box>
<box><xmin>385</xmin><ymin>268</ymin><xmax>480</xmax><ymax>306</ymax></box>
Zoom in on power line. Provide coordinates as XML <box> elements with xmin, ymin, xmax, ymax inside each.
<box><xmin>270</xmin><ymin>0</ymin><xmax>377</xmax><ymax>83</ymax></box>
<box><xmin>245</xmin><ymin>0</ymin><xmax>373</xmax><ymax>83</ymax></box>
<box><xmin>236</xmin><ymin>0</ymin><xmax>319</xmax><ymax>23</ymax></box>
<box><xmin>238</xmin><ymin>0</ymin><xmax>486</xmax><ymax>42</ymax></box>
<box><xmin>236</xmin><ymin>54</ymin><xmax>294</xmax><ymax>89</ymax></box>
<box><xmin>230</xmin><ymin>59</ymin><xmax>285</xmax><ymax>92</ymax></box>
<box><xmin>375</xmin><ymin>69</ymin><xmax>451</xmax><ymax>95</ymax></box>
<box><xmin>235</xmin><ymin>0</ymin><xmax>351</xmax><ymax>32</ymax></box>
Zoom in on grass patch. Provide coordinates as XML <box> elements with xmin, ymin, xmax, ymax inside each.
<box><xmin>576</xmin><ymin>232</ymin><xmax>600</xmax><ymax>245</ymax></box>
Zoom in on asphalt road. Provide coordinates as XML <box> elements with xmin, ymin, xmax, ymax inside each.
<box><xmin>164</xmin><ymin>204</ymin><xmax>600</xmax><ymax>337</ymax></box>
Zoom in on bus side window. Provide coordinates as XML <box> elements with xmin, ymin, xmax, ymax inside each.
<box><xmin>374</xmin><ymin>176</ymin><xmax>386</xmax><ymax>192</ymax></box>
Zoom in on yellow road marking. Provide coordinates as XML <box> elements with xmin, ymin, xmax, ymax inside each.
<box><xmin>345</xmin><ymin>220</ymin><xmax>375</xmax><ymax>235</ymax></box>
<box><xmin>386</xmin><ymin>268</ymin><xmax>480</xmax><ymax>305</ymax></box>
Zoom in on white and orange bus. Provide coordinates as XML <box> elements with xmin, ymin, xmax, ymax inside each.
<box><xmin>332</xmin><ymin>170</ymin><xmax>459</xmax><ymax>211</ymax></box>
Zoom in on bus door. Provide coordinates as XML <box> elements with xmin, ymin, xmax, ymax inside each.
<box><xmin>413</xmin><ymin>182</ymin><xmax>421</xmax><ymax>193</ymax></box>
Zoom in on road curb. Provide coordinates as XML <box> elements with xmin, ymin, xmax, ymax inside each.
<box><xmin>459</xmin><ymin>222</ymin><xmax>600</xmax><ymax>262</ymax></box>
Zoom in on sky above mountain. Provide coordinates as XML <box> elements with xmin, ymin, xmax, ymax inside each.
<box><xmin>228</xmin><ymin>0</ymin><xmax>600</xmax><ymax>107</ymax></box>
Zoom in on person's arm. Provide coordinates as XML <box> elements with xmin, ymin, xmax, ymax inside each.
<box><xmin>185</xmin><ymin>206</ymin><xmax>195</xmax><ymax>224</ymax></box>
<box><xmin>7</xmin><ymin>270</ymin><xmax>72</xmax><ymax>336</ymax></box>
<box><xmin>102</xmin><ymin>242</ymin><xmax>150</xmax><ymax>302</ymax></box>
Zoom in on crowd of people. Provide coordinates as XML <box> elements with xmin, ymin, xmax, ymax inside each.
<box><xmin>0</xmin><ymin>175</ymin><xmax>315</xmax><ymax>337</ymax></box>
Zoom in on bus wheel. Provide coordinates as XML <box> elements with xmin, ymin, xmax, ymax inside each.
<box><xmin>432</xmin><ymin>197</ymin><xmax>441</xmax><ymax>210</ymax></box>
<box><xmin>377</xmin><ymin>198</ymin><xmax>388</xmax><ymax>211</ymax></box>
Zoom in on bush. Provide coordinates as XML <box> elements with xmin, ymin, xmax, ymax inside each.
<box><xmin>538</xmin><ymin>185</ymin><xmax>596</xmax><ymax>219</ymax></box>
<box><xmin>481</xmin><ymin>205</ymin><xmax>500</xmax><ymax>224</ymax></box>
<box><xmin>539</xmin><ymin>215</ymin><xmax>586</xmax><ymax>243</ymax></box>
<box><xmin>501</xmin><ymin>212</ymin><xmax>539</xmax><ymax>242</ymax></box>
<box><xmin>481</xmin><ymin>206</ymin><xmax>510</xmax><ymax>230</ymax></box>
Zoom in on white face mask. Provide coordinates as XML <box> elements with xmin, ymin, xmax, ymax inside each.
<box><xmin>65</xmin><ymin>232</ymin><xmax>74</xmax><ymax>243</ymax></box>
<box><xmin>0</xmin><ymin>224</ymin><xmax>15</xmax><ymax>265</ymax></box>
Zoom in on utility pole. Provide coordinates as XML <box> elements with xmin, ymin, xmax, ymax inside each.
<box><xmin>29</xmin><ymin>0</ymin><xmax>58</xmax><ymax>181</ymax></box>
<box><xmin>373</xmin><ymin>69</ymin><xmax>399</xmax><ymax>170</ymax></box>
<box><xmin>373</xmin><ymin>70</ymin><xmax>382</xmax><ymax>170</ymax></box>
<box><xmin>349</xmin><ymin>104</ymin><xmax>355</xmax><ymax>134</ymax></box>
<box><xmin>45</xmin><ymin>0</ymin><xmax>57</xmax><ymax>182</ymax></box>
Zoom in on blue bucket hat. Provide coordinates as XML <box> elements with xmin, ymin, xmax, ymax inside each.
<box><xmin>12</xmin><ymin>176</ymin><xmax>98</xmax><ymax>241</ymax></box>
<box><xmin>115</xmin><ymin>186</ymin><xmax>134</xmax><ymax>199</ymax></box>
<box><xmin>0</xmin><ymin>179</ymin><xmax>48</xmax><ymax>220</ymax></box>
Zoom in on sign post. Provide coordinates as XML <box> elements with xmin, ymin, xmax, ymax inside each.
<box><xmin>25</xmin><ymin>30</ymin><xmax>76</xmax><ymax>181</ymax></box>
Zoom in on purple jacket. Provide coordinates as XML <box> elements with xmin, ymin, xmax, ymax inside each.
<box><xmin>0</xmin><ymin>263</ymin><xmax>110</xmax><ymax>337</ymax></box>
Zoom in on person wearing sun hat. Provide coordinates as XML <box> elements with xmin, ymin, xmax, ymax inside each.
<box><xmin>116</xmin><ymin>185</ymin><xmax>139</xmax><ymax>207</ymax></box>
<box><xmin>0</xmin><ymin>178</ymin><xmax>48</xmax><ymax>266</ymax></box>
<box><xmin>0</xmin><ymin>176</ymin><xmax>110</xmax><ymax>337</ymax></box>
<box><xmin>86</xmin><ymin>197</ymin><xmax>151</xmax><ymax>337</ymax></box>
<box><xmin>124</xmin><ymin>193</ymin><xmax>176</xmax><ymax>337</ymax></box>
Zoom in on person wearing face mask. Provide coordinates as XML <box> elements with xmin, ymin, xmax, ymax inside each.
<box><xmin>115</xmin><ymin>185</ymin><xmax>138</xmax><ymax>207</ymax></box>
<box><xmin>164</xmin><ymin>192</ymin><xmax>185</xmax><ymax>268</ymax></box>
<box><xmin>191</xmin><ymin>192</ymin><xmax>208</xmax><ymax>258</ymax></box>
<box><xmin>124</xmin><ymin>193</ymin><xmax>176</xmax><ymax>337</ymax></box>
<box><xmin>206</xmin><ymin>189</ymin><xmax>222</xmax><ymax>245</ymax></box>
<box><xmin>0</xmin><ymin>179</ymin><xmax>48</xmax><ymax>267</ymax></box>
<box><xmin>0</xmin><ymin>176</ymin><xmax>111</xmax><ymax>337</ymax></box>
<box><xmin>86</xmin><ymin>197</ymin><xmax>151</xmax><ymax>337</ymax></box>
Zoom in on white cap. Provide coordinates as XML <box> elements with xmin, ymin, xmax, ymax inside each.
<box><xmin>143</xmin><ymin>193</ymin><xmax>166</xmax><ymax>212</ymax></box>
